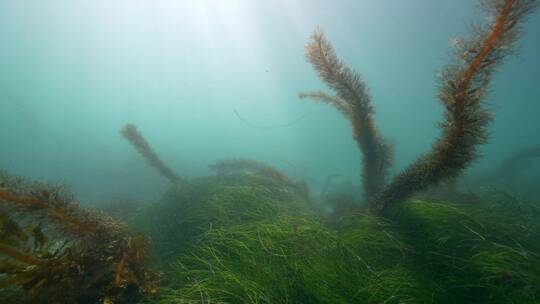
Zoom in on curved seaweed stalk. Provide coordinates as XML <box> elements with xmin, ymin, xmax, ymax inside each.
<box><xmin>120</xmin><ymin>123</ymin><xmax>182</xmax><ymax>183</ymax></box>
<box><xmin>301</xmin><ymin>0</ymin><xmax>538</xmax><ymax>213</ymax></box>
<box><xmin>300</xmin><ymin>31</ymin><xmax>393</xmax><ymax>201</ymax></box>
<box><xmin>373</xmin><ymin>0</ymin><xmax>539</xmax><ymax>212</ymax></box>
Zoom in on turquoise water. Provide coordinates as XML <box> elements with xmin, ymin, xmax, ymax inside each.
<box><xmin>1</xmin><ymin>0</ymin><xmax>539</xmax><ymax>203</ymax></box>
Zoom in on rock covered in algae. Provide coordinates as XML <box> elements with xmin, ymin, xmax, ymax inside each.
<box><xmin>130</xmin><ymin>173</ymin><xmax>310</xmax><ymax>262</ymax></box>
<box><xmin>132</xmin><ymin>174</ymin><xmax>540</xmax><ymax>304</ymax></box>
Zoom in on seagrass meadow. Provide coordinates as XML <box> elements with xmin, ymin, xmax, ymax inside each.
<box><xmin>1</xmin><ymin>1</ymin><xmax>540</xmax><ymax>303</ymax></box>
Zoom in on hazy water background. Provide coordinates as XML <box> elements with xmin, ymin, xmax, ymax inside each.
<box><xmin>1</xmin><ymin>0</ymin><xmax>539</xmax><ymax>204</ymax></box>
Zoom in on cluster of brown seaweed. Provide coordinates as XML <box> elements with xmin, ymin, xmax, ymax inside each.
<box><xmin>0</xmin><ymin>171</ymin><xmax>156</xmax><ymax>303</ymax></box>
<box><xmin>117</xmin><ymin>0</ymin><xmax>538</xmax><ymax>217</ymax></box>
<box><xmin>300</xmin><ymin>0</ymin><xmax>539</xmax><ymax>213</ymax></box>
<box><xmin>1</xmin><ymin>0</ymin><xmax>538</xmax><ymax>303</ymax></box>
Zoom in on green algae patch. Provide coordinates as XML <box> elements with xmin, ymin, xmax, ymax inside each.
<box><xmin>390</xmin><ymin>197</ymin><xmax>540</xmax><ymax>303</ymax></box>
<box><xmin>156</xmin><ymin>215</ymin><xmax>334</xmax><ymax>304</ymax></box>
<box><xmin>130</xmin><ymin>174</ymin><xmax>310</xmax><ymax>262</ymax></box>
<box><xmin>151</xmin><ymin>214</ymin><xmax>430</xmax><ymax>304</ymax></box>
<box><xmin>132</xmin><ymin>173</ymin><xmax>540</xmax><ymax>303</ymax></box>
<box><xmin>146</xmin><ymin>201</ymin><xmax>430</xmax><ymax>303</ymax></box>
<box><xmin>331</xmin><ymin>215</ymin><xmax>431</xmax><ymax>304</ymax></box>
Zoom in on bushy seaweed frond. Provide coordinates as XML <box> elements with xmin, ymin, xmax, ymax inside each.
<box><xmin>302</xmin><ymin>30</ymin><xmax>393</xmax><ymax>200</ymax></box>
<box><xmin>304</xmin><ymin>30</ymin><xmax>373</xmax><ymax>115</ymax></box>
<box><xmin>120</xmin><ymin>123</ymin><xmax>182</xmax><ymax>183</ymax></box>
<box><xmin>0</xmin><ymin>171</ymin><xmax>99</xmax><ymax>236</ymax></box>
<box><xmin>0</xmin><ymin>171</ymin><xmax>156</xmax><ymax>303</ymax></box>
<box><xmin>299</xmin><ymin>91</ymin><xmax>353</xmax><ymax>120</ymax></box>
<box><xmin>0</xmin><ymin>212</ymin><xmax>48</xmax><ymax>267</ymax></box>
<box><xmin>373</xmin><ymin>0</ymin><xmax>539</xmax><ymax>212</ymax></box>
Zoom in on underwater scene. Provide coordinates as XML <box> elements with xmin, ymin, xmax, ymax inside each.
<box><xmin>1</xmin><ymin>0</ymin><xmax>540</xmax><ymax>303</ymax></box>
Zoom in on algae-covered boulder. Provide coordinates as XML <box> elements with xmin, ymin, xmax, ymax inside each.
<box><xmin>390</xmin><ymin>197</ymin><xmax>540</xmax><ymax>303</ymax></box>
<box><xmin>134</xmin><ymin>178</ymin><xmax>540</xmax><ymax>304</ymax></box>
<box><xmin>130</xmin><ymin>173</ymin><xmax>310</xmax><ymax>261</ymax></box>
<box><xmin>152</xmin><ymin>213</ymin><xmax>429</xmax><ymax>304</ymax></box>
